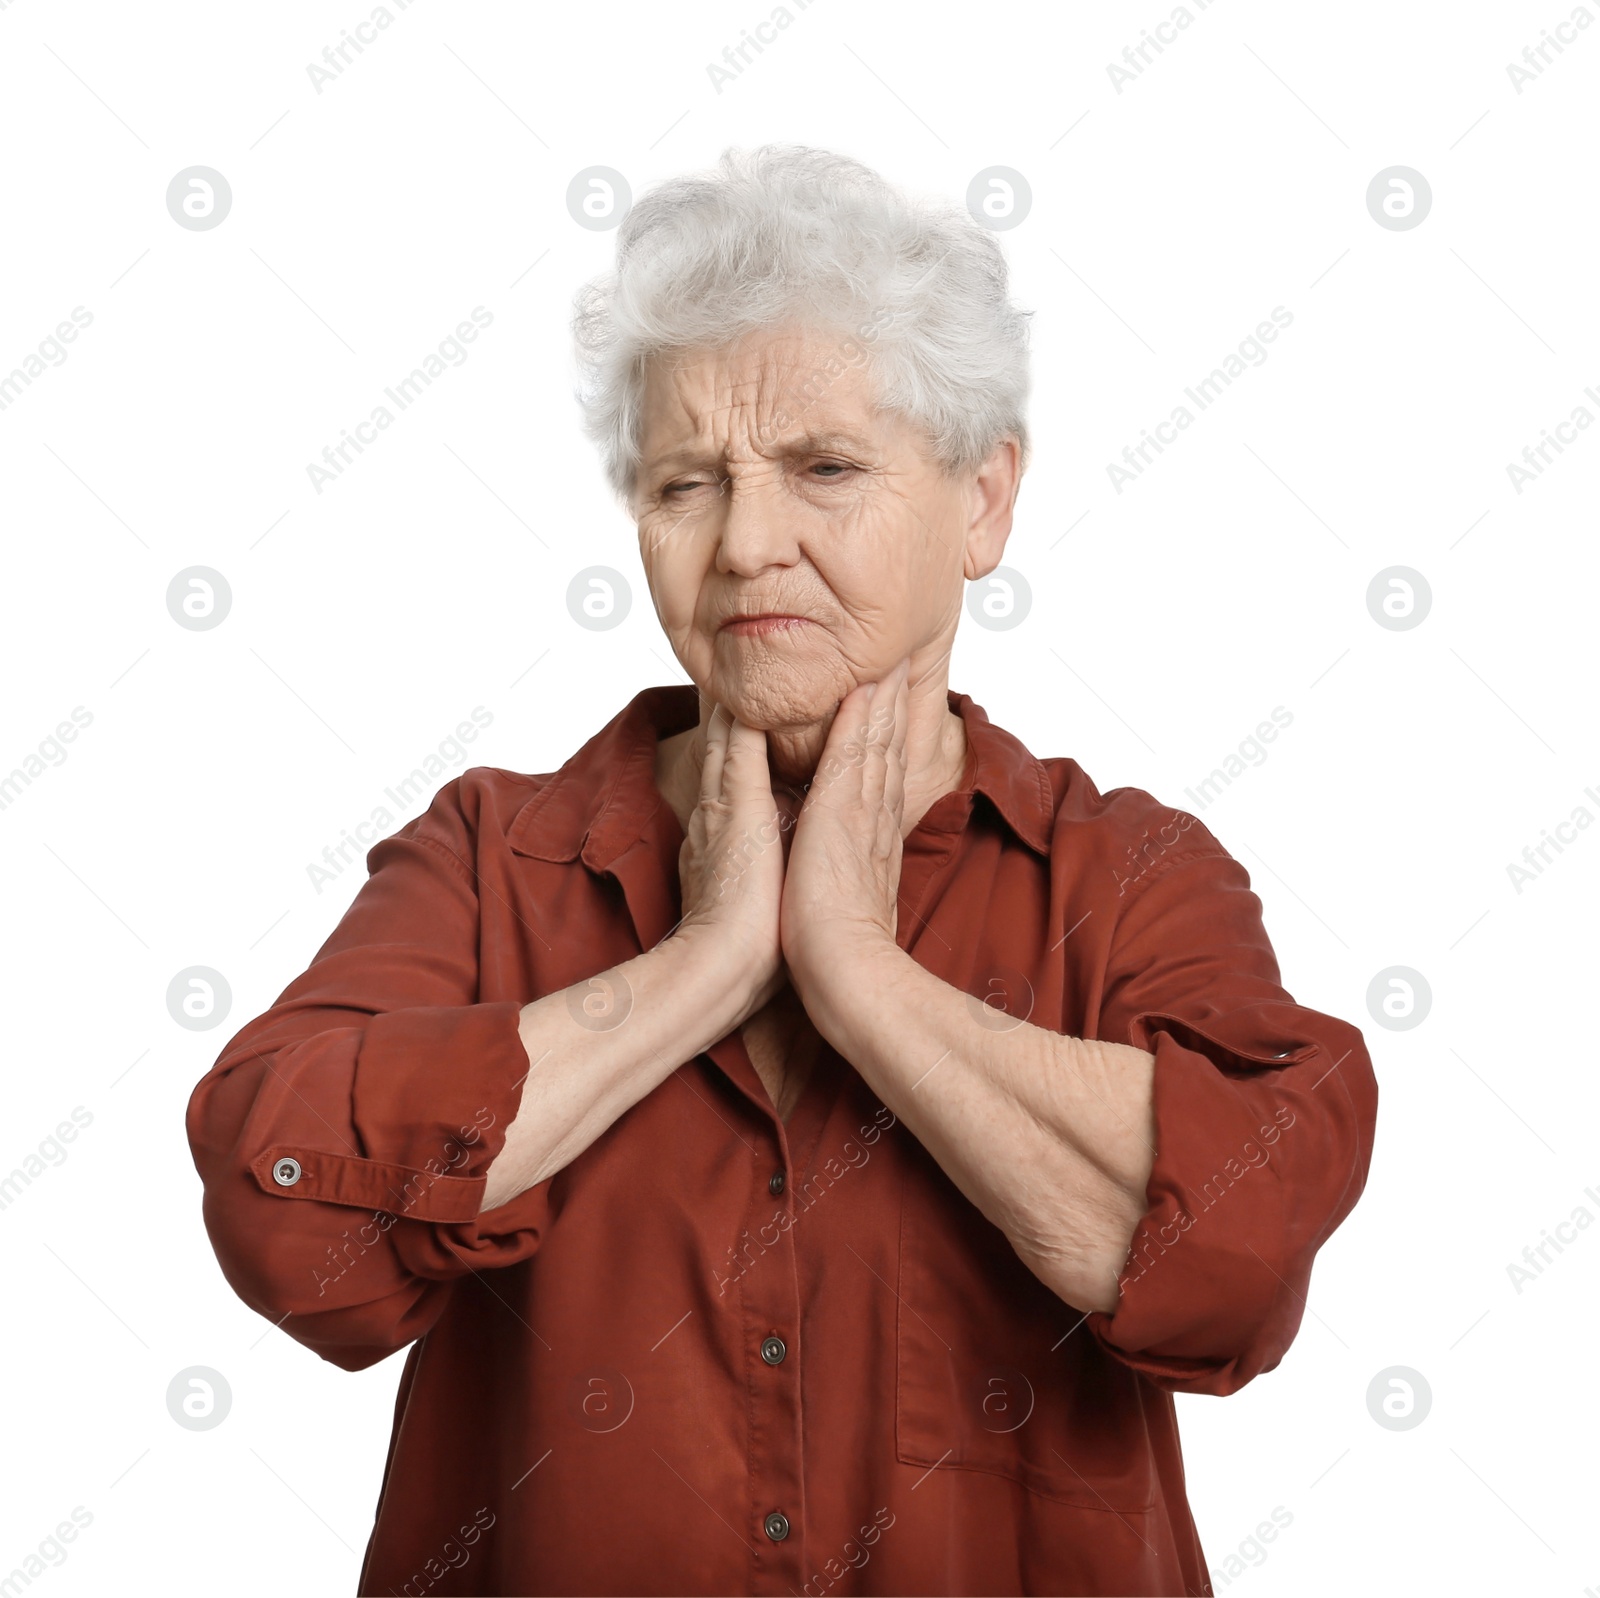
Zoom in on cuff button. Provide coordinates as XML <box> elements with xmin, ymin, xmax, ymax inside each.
<box><xmin>271</xmin><ymin>1157</ymin><xmax>303</xmax><ymax>1187</ymax></box>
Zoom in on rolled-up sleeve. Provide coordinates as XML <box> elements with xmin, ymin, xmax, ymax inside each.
<box><xmin>1084</xmin><ymin>842</ymin><xmax>1378</xmax><ymax>1396</ymax></box>
<box><xmin>185</xmin><ymin>775</ymin><xmax>548</xmax><ymax>1371</ymax></box>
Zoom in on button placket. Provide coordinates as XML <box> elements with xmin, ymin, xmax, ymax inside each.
<box><xmin>741</xmin><ymin>1127</ymin><xmax>806</xmax><ymax>1589</ymax></box>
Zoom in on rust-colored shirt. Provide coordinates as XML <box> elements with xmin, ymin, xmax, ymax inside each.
<box><xmin>186</xmin><ymin>685</ymin><xmax>1377</xmax><ymax>1597</ymax></box>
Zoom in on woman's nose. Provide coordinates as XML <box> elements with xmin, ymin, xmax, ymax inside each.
<box><xmin>714</xmin><ymin>475</ymin><xmax>802</xmax><ymax>576</ymax></box>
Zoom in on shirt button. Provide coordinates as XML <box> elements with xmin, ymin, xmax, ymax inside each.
<box><xmin>271</xmin><ymin>1157</ymin><xmax>302</xmax><ymax>1187</ymax></box>
<box><xmin>764</xmin><ymin>1511</ymin><xmax>791</xmax><ymax>1542</ymax></box>
<box><xmin>768</xmin><ymin>1170</ymin><xmax>785</xmax><ymax>1196</ymax></box>
<box><xmin>760</xmin><ymin>1335</ymin><xmax>787</xmax><ymax>1366</ymax></box>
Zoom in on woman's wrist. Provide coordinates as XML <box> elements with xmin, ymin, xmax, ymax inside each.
<box><xmin>659</xmin><ymin>916</ymin><xmax>783</xmax><ymax>1030</ymax></box>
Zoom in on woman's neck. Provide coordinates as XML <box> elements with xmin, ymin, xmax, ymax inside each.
<box><xmin>654</xmin><ymin>676</ymin><xmax>969</xmax><ymax>838</ymax></box>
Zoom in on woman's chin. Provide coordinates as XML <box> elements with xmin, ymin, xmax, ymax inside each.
<box><xmin>708</xmin><ymin>672</ymin><xmax>844</xmax><ymax>736</ymax></box>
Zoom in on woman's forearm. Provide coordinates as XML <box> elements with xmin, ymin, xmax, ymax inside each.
<box><xmin>796</xmin><ymin>935</ymin><xmax>1156</xmax><ymax>1314</ymax></box>
<box><xmin>480</xmin><ymin>927</ymin><xmax>768</xmax><ymax>1211</ymax></box>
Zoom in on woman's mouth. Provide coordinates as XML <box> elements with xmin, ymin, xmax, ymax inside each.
<box><xmin>719</xmin><ymin>615</ymin><xmax>813</xmax><ymax>637</ymax></box>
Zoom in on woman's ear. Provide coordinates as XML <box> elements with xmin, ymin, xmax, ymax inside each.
<box><xmin>961</xmin><ymin>436</ymin><xmax>1023</xmax><ymax>581</ymax></box>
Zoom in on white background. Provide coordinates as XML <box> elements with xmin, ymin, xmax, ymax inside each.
<box><xmin>1</xmin><ymin>1</ymin><xmax>1595</xmax><ymax>1593</ymax></box>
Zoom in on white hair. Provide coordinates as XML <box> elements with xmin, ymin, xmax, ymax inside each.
<box><xmin>570</xmin><ymin>143</ymin><xmax>1034</xmax><ymax>505</ymax></box>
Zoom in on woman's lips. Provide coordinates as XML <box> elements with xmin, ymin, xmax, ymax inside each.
<box><xmin>719</xmin><ymin>615</ymin><xmax>812</xmax><ymax>637</ymax></box>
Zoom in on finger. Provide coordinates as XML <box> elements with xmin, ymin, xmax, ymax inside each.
<box><xmin>890</xmin><ymin>656</ymin><xmax>911</xmax><ymax>765</ymax></box>
<box><xmin>805</xmin><ymin>686</ymin><xmax>861</xmax><ymax>809</ymax></box>
<box><xmin>852</xmin><ymin>672</ymin><xmax>892</xmax><ymax>771</ymax></box>
<box><xmin>832</xmin><ymin>677</ymin><xmax>875</xmax><ymax>748</ymax></box>
<box><xmin>859</xmin><ymin>695</ymin><xmax>889</xmax><ymax>815</ymax></box>
<box><xmin>699</xmin><ymin>703</ymin><xmax>730</xmax><ymax>807</ymax></box>
<box><xmin>883</xmin><ymin>733</ymin><xmax>906</xmax><ymax>833</ymax></box>
<box><xmin>721</xmin><ymin>717</ymin><xmax>773</xmax><ymax>803</ymax></box>
<box><xmin>884</xmin><ymin>658</ymin><xmax>909</xmax><ymax>826</ymax></box>
<box><xmin>851</xmin><ymin>678</ymin><xmax>889</xmax><ymax>818</ymax></box>
<box><xmin>862</xmin><ymin>659</ymin><xmax>905</xmax><ymax>757</ymax></box>
<box><xmin>860</xmin><ymin>756</ymin><xmax>888</xmax><ymax>822</ymax></box>
<box><xmin>859</xmin><ymin>660</ymin><xmax>907</xmax><ymax>810</ymax></box>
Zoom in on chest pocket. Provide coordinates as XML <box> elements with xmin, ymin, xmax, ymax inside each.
<box><xmin>895</xmin><ymin>1150</ymin><xmax>1159</xmax><ymax>1513</ymax></box>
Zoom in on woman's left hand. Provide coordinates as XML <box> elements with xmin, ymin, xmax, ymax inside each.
<box><xmin>780</xmin><ymin>657</ymin><xmax>910</xmax><ymax>993</ymax></box>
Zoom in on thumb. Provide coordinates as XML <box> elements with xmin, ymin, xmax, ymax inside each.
<box><xmin>721</xmin><ymin>719</ymin><xmax>773</xmax><ymax>796</ymax></box>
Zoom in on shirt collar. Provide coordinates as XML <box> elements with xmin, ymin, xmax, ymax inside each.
<box><xmin>506</xmin><ymin>683</ymin><xmax>1054</xmax><ymax>869</ymax></box>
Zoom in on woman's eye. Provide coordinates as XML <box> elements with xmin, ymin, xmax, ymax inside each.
<box><xmin>660</xmin><ymin>464</ymin><xmax>851</xmax><ymax>495</ymax></box>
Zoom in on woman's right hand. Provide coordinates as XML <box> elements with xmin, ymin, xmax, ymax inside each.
<box><xmin>675</xmin><ymin>703</ymin><xmax>790</xmax><ymax>1018</ymax></box>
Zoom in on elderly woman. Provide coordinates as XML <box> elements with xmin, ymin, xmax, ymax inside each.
<box><xmin>187</xmin><ymin>145</ymin><xmax>1377</xmax><ymax>1597</ymax></box>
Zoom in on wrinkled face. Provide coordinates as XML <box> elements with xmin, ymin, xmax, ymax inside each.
<box><xmin>632</xmin><ymin>326</ymin><xmax>977</xmax><ymax>732</ymax></box>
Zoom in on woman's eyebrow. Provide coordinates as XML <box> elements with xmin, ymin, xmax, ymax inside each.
<box><xmin>780</xmin><ymin>428</ymin><xmax>871</xmax><ymax>456</ymax></box>
<box><xmin>644</xmin><ymin>428</ymin><xmax>871</xmax><ymax>473</ymax></box>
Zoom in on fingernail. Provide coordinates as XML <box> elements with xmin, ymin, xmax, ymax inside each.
<box><xmin>863</xmin><ymin>680</ymin><xmax>878</xmax><ymax>702</ymax></box>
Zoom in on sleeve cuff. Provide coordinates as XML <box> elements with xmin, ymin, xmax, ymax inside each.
<box><xmin>248</xmin><ymin>999</ymin><xmax>545</xmax><ymax>1278</ymax></box>
<box><xmin>1084</xmin><ymin>1007</ymin><xmax>1309</xmax><ymax>1395</ymax></box>
<box><xmin>248</xmin><ymin>1147</ymin><xmax>487</xmax><ymax>1223</ymax></box>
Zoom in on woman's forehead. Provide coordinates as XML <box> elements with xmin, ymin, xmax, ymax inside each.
<box><xmin>636</xmin><ymin>339</ymin><xmax>903</xmax><ymax>472</ymax></box>
<box><xmin>643</xmin><ymin>332</ymin><xmax>869</xmax><ymax>413</ymax></box>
